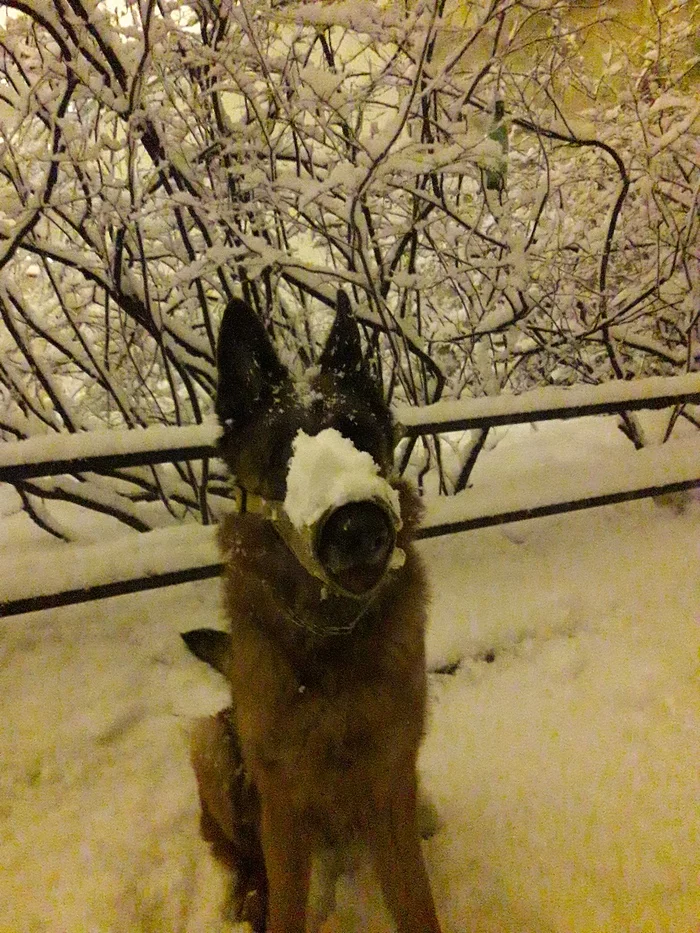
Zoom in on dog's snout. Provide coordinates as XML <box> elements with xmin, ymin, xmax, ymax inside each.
<box><xmin>316</xmin><ymin>502</ymin><xmax>395</xmax><ymax>593</ymax></box>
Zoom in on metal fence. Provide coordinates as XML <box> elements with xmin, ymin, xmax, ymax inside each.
<box><xmin>2</xmin><ymin>373</ymin><xmax>699</xmax><ymax>617</ymax></box>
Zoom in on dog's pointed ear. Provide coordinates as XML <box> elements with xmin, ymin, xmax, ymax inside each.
<box><xmin>319</xmin><ymin>290</ymin><xmax>366</xmax><ymax>379</ymax></box>
<box><xmin>216</xmin><ymin>298</ymin><xmax>288</xmax><ymax>428</ymax></box>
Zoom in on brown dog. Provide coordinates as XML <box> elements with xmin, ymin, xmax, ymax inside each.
<box><xmin>183</xmin><ymin>292</ymin><xmax>441</xmax><ymax>933</ymax></box>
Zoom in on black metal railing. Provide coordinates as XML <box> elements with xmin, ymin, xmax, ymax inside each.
<box><xmin>1</xmin><ymin>372</ymin><xmax>699</xmax><ymax>617</ymax></box>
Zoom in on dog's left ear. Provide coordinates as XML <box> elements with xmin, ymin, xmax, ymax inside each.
<box><xmin>319</xmin><ymin>290</ymin><xmax>367</xmax><ymax>379</ymax></box>
<box><xmin>216</xmin><ymin>297</ymin><xmax>289</xmax><ymax>429</ymax></box>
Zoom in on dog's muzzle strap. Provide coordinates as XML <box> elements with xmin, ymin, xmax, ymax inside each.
<box><xmin>231</xmin><ymin>484</ymin><xmax>404</xmax><ymax>605</ymax></box>
<box><xmin>273</xmin><ymin>507</ymin><xmax>404</xmax><ymax>603</ymax></box>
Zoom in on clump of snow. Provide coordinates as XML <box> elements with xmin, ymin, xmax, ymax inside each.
<box><xmin>284</xmin><ymin>428</ymin><xmax>400</xmax><ymax>530</ymax></box>
<box><xmin>293</xmin><ymin>365</ymin><xmax>323</xmax><ymax>410</ymax></box>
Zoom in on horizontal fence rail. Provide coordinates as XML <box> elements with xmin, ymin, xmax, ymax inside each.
<box><xmin>1</xmin><ymin>525</ymin><xmax>223</xmax><ymax>618</ymax></box>
<box><xmin>2</xmin><ymin>373</ymin><xmax>699</xmax><ymax>481</ymax></box>
<box><xmin>397</xmin><ymin>372</ymin><xmax>700</xmax><ymax>436</ymax></box>
<box><xmin>1</xmin><ymin>372</ymin><xmax>699</xmax><ymax>617</ymax></box>
<box><xmin>1</xmin><ymin>565</ymin><xmax>223</xmax><ymax>618</ymax></box>
<box><xmin>0</xmin><ymin>423</ymin><xmax>218</xmax><ymax>483</ymax></box>
<box><xmin>418</xmin><ymin>434</ymin><xmax>700</xmax><ymax>538</ymax></box>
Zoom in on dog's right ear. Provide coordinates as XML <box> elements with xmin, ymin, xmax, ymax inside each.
<box><xmin>215</xmin><ymin>298</ymin><xmax>289</xmax><ymax>429</ymax></box>
<box><xmin>318</xmin><ymin>289</ymin><xmax>373</xmax><ymax>385</ymax></box>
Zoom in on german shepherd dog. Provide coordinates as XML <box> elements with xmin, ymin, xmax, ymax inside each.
<box><xmin>183</xmin><ymin>292</ymin><xmax>441</xmax><ymax>933</ymax></box>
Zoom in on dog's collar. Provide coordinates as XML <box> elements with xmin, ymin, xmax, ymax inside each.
<box><xmin>231</xmin><ymin>485</ymin><xmax>277</xmax><ymax>521</ymax></box>
<box><xmin>259</xmin><ymin>574</ymin><xmax>380</xmax><ymax>638</ymax></box>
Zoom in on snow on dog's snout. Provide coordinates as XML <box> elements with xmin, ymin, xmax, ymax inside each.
<box><xmin>284</xmin><ymin>428</ymin><xmax>400</xmax><ymax>531</ymax></box>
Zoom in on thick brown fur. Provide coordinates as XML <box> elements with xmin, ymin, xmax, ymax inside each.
<box><xmin>188</xmin><ymin>294</ymin><xmax>441</xmax><ymax>933</ymax></box>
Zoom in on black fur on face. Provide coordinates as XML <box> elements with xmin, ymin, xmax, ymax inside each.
<box><xmin>216</xmin><ymin>292</ymin><xmax>394</xmax><ymax>502</ymax></box>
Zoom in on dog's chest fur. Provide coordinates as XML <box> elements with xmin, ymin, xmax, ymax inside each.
<box><xmin>217</xmin><ymin>483</ymin><xmax>428</xmax><ymax>840</ymax></box>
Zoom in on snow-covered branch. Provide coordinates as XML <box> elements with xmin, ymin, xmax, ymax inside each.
<box><xmin>0</xmin><ymin>0</ymin><xmax>697</xmax><ymax>528</ymax></box>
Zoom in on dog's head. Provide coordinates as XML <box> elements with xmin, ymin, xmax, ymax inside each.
<box><xmin>216</xmin><ymin>292</ymin><xmax>400</xmax><ymax>597</ymax></box>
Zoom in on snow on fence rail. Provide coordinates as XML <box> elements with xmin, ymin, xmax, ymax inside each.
<box><xmin>1</xmin><ymin>372</ymin><xmax>699</xmax><ymax>617</ymax></box>
<box><xmin>420</xmin><ymin>434</ymin><xmax>700</xmax><ymax>538</ymax></box>
<box><xmin>397</xmin><ymin>372</ymin><xmax>700</xmax><ymax>435</ymax></box>
<box><xmin>2</xmin><ymin>373</ymin><xmax>700</xmax><ymax>481</ymax></box>
<box><xmin>0</xmin><ymin>422</ymin><xmax>219</xmax><ymax>483</ymax></box>
<box><xmin>1</xmin><ymin>525</ymin><xmax>221</xmax><ymax>618</ymax></box>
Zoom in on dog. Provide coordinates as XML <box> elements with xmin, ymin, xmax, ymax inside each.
<box><xmin>182</xmin><ymin>291</ymin><xmax>441</xmax><ymax>933</ymax></box>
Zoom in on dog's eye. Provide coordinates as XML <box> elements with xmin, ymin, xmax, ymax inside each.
<box><xmin>333</xmin><ymin>416</ymin><xmax>382</xmax><ymax>461</ymax></box>
<box><xmin>333</xmin><ymin>416</ymin><xmax>362</xmax><ymax>447</ymax></box>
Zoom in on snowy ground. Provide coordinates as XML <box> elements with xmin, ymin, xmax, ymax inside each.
<box><xmin>1</xmin><ymin>417</ymin><xmax>699</xmax><ymax>932</ymax></box>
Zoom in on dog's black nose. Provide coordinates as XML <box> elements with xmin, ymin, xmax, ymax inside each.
<box><xmin>316</xmin><ymin>501</ymin><xmax>395</xmax><ymax>593</ymax></box>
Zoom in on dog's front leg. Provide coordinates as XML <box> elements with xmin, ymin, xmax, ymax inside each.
<box><xmin>367</xmin><ymin>766</ymin><xmax>441</xmax><ymax>933</ymax></box>
<box><xmin>257</xmin><ymin>770</ymin><xmax>312</xmax><ymax>933</ymax></box>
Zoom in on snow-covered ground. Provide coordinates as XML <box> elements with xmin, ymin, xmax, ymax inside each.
<box><xmin>1</xmin><ymin>417</ymin><xmax>699</xmax><ymax>932</ymax></box>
